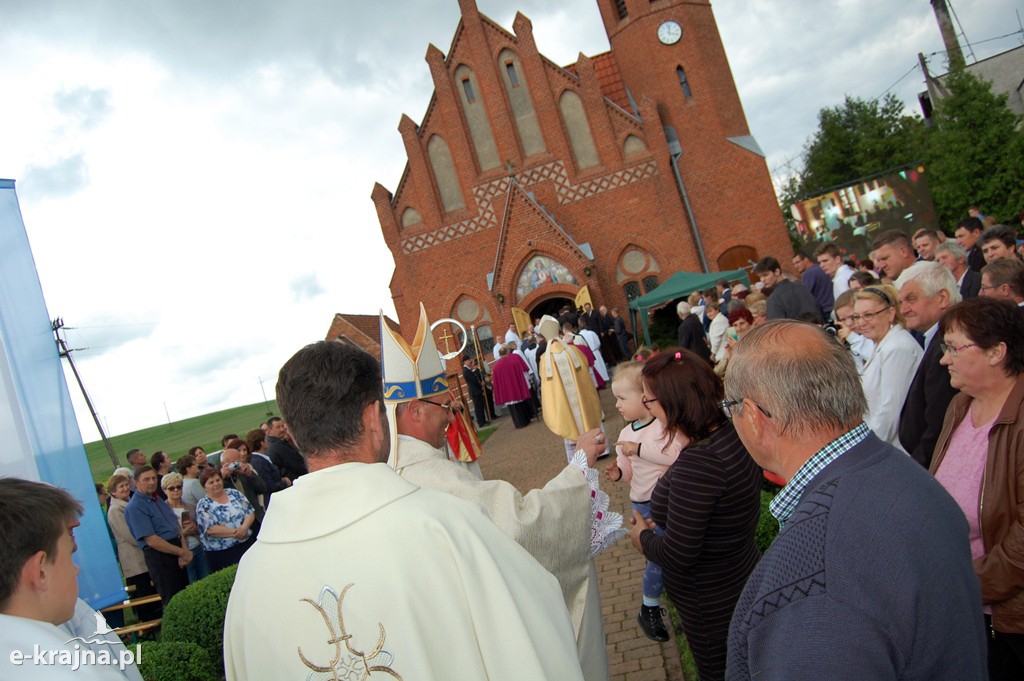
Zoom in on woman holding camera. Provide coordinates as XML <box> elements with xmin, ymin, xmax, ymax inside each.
<box><xmin>195</xmin><ymin>467</ymin><xmax>256</xmax><ymax>572</ymax></box>
<box><xmin>162</xmin><ymin>471</ymin><xmax>210</xmax><ymax>583</ymax></box>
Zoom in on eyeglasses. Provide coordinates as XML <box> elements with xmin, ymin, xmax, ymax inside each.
<box><xmin>849</xmin><ymin>306</ymin><xmax>890</xmax><ymax>323</ymax></box>
<box><xmin>165</xmin><ymin>485</ymin><xmax>182</xmax><ymax>491</ymax></box>
<box><xmin>940</xmin><ymin>342</ymin><xmax>977</xmax><ymax>358</ymax></box>
<box><xmin>641</xmin><ymin>396</ymin><xmax>659</xmax><ymax>408</ymax></box>
<box><xmin>720</xmin><ymin>398</ymin><xmax>773</xmax><ymax>419</ymax></box>
<box><xmin>979</xmin><ymin>284</ymin><xmax>1000</xmax><ymax>292</ymax></box>
<box><xmin>418</xmin><ymin>398</ymin><xmax>463</xmax><ymax>414</ymax></box>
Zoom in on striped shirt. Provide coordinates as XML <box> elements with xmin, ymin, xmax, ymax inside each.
<box><xmin>770</xmin><ymin>422</ymin><xmax>870</xmax><ymax>528</ymax></box>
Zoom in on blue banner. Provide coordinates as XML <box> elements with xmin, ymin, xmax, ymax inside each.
<box><xmin>0</xmin><ymin>178</ymin><xmax>125</xmax><ymax>609</ymax></box>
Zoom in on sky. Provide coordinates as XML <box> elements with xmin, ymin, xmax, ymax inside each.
<box><xmin>1</xmin><ymin>0</ymin><xmax>1021</xmax><ymax>443</ymax></box>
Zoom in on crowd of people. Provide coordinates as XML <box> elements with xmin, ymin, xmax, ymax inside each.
<box><xmin>4</xmin><ymin>215</ymin><xmax>1024</xmax><ymax>680</ymax></box>
<box><xmin>91</xmin><ymin>418</ymin><xmax>308</xmax><ymax>622</ymax></box>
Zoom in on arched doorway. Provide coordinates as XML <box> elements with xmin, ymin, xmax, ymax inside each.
<box><xmin>528</xmin><ymin>297</ymin><xmax>574</xmax><ymax>324</ymax></box>
<box><xmin>717</xmin><ymin>245</ymin><xmax>759</xmax><ymax>272</ymax></box>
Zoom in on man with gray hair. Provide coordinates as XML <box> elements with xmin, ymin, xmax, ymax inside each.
<box><xmin>723</xmin><ymin>321</ymin><xmax>986</xmax><ymax>680</ymax></box>
<box><xmin>676</xmin><ymin>301</ymin><xmax>711</xmax><ymax>363</ymax></box>
<box><xmin>935</xmin><ymin>240</ymin><xmax>982</xmax><ymax>299</ymax></box>
<box><xmin>895</xmin><ymin>261</ymin><xmax>961</xmax><ymax>467</ymax></box>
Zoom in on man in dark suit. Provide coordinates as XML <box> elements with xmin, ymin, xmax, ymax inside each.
<box><xmin>462</xmin><ymin>355</ymin><xmax>489</xmax><ymax>427</ymax></box>
<box><xmin>895</xmin><ymin>261</ymin><xmax>961</xmax><ymax>468</ymax></box>
<box><xmin>955</xmin><ymin>217</ymin><xmax>986</xmax><ymax>273</ymax></box>
<box><xmin>266</xmin><ymin>416</ymin><xmax>308</xmax><ymax>481</ymax></box>
<box><xmin>598</xmin><ymin>305</ymin><xmax>623</xmax><ymax>363</ymax></box>
<box><xmin>676</xmin><ymin>301</ymin><xmax>711</xmax><ymax>364</ymax></box>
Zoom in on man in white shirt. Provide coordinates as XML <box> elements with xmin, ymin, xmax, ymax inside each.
<box><xmin>815</xmin><ymin>242</ymin><xmax>855</xmax><ymax>301</ymax></box>
<box><xmin>0</xmin><ymin>479</ymin><xmax>129</xmax><ymax>680</ymax></box>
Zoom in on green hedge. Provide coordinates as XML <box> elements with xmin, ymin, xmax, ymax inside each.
<box><xmin>755</xmin><ymin>488</ymin><xmax>781</xmax><ymax>554</ymax></box>
<box><xmin>136</xmin><ymin>641</ymin><xmax>217</xmax><ymax>681</ymax></box>
<box><xmin>161</xmin><ymin>565</ymin><xmax>238</xmax><ymax>677</ymax></box>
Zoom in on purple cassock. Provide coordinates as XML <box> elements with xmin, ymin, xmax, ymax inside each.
<box><xmin>491</xmin><ymin>353</ymin><xmax>533</xmax><ymax>428</ymax></box>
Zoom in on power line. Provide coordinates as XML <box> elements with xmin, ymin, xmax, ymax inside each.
<box><xmin>873</xmin><ymin>62</ymin><xmax>921</xmax><ymax>102</ymax></box>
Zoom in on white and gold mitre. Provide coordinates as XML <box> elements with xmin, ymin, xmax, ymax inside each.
<box><xmin>537</xmin><ymin>314</ymin><xmax>561</xmax><ymax>342</ymax></box>
<box><xmin>380</xmin><ymin>303</ymin><xmax>449</xmax><ymax>404</ymax></box>
<box><xmin>380</xmin><ymin>303</ymin><xmax>449</xmax><ymax>469</ymax></box>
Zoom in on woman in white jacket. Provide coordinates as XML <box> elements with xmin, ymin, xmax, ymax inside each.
<box><xmin>854</xmin><ymin>285</ymin><xmax>923</xmax><ymax>449</ymax></box>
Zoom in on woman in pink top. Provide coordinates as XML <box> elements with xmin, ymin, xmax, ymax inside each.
<box><xmin>930</xmin><ymin>297</ymin><xmax>1024</xmax><ymax>680</ymax></box>
<box><xmin>606</xmin><ymin>362</ymin><xmax>687</xmax><ymax>642</ymax></box>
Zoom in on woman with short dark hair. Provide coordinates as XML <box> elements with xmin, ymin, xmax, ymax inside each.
<box><xmin>627</xmin><ymin>348</ymin><xmax>762</xmax><ymax>681</ymax></box>
<box><xmin>195</xmin><ymin>467</ymin><xmax>255</xmax><ymax>572</ymax></box>
<box><xmin>931</xmin><ymin>297</ymin><xmax>1024</xmax><ymax>679</ymax></box>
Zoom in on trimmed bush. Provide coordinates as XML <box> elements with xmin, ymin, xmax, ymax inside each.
<box><xmin>161</xmin><ymin>565</ymin><xmax>237</xmax><ymax>676</ymax></box>
<box><xmin>136</xmin><ymin>641</ymin><xmax>217</xmax><ymax>681</ymax></box>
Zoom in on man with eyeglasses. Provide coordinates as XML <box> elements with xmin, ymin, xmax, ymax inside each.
<box><xmin>979</xmin><ymin>259</ymin><xmax>1024</xmax><ymax>308</ymax></box>
<box><xmin>381</xmin><ymin>306</ymin><xmax>624</xmax><ymax>681</ymax></box>
<box><xmin>722</xmin><ymin>321</ymin><xmax>986</xmax><ymax>680</ymax></box>
<box><xmin>895</xmin><ymin>262</ymin><xmax>961</xmax><ymax>468</ymax></box>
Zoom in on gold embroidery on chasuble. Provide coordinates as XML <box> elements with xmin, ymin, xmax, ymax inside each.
<box><xmin>297</xmin><ymin>583</ymin><xmax>402</xmax><ymax>680</ymax></box>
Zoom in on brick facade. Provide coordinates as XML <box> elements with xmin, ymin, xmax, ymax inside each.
<box><xmin>372</xmin><ymin>0</ymin><xmax>790</xmax><ymax>357</ymax></box>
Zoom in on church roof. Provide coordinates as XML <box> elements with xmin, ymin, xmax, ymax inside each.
<box><xmin>324</xmin><ymin>313</ymin><xmax>400</xmax><ymax>361</ymax></box>
<box><xmin>564</xmin><ymin>51</ymin><xmax>631</xmax><ymax>111</ymax></box>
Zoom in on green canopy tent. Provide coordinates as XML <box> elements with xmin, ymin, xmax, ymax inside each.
<box><xmin>627</xmin><ymin>269</ymin><xmax>751</xmax><ymax>347</ymax></box>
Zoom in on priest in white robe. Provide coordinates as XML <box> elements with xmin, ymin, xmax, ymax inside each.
<box><xmin>382</xmin><ymin>305</ymin><xmax>625</xmax><ymax>681</ymax></box>
<box><xmin>224</xmin><ymin>340</ymin><xmax>584</xmax><ymax>681</ymax></box>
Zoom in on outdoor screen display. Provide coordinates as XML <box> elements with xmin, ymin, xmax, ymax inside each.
<box><xmin>789</xmin><ymin>165</ymin><xmax>939</xmax><ymax>261</ymax></box>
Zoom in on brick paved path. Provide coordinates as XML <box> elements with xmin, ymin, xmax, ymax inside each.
<box><xmin>477</xmin><ymin>388</ymin><xmax>685</xmax><ymax>681</ymax></box>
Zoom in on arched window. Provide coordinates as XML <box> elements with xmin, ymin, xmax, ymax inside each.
<box><xmin>401</xmin><ymin>207</ymin><xmax>422</xmax><ymax>227</ymax></box>
<box><xmin>623</xmin><ymin>135</ymin><xmax>646</xmax><ymax>156</ymax></box>
<box><xmin>499</xmin><ymin>49</ymin><xmax>545</xmax><ymax>157</ymax></box>
<box><xmin>454</xmin><ymin>65</ymin><xmax>500</xmax><ymax>171</ymax></box>
<box><xmin>676</xmin><ymin>67</ymin><xmax>693</xmax><ymax>99</ymax></box>
<box><xmin>427</xmin><ymin>135</ymin><xmax>465</xmax><ymax>212</ymax></box>
<box><xmin>558</xmin><ymin>91</ymin><xmax>599</xmax><ymax>170</ymax></box>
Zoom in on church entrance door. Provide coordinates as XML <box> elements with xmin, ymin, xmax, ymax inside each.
<box><xmin>528</xmin><ymin>297</ymin><xmax>574</xmax><ymax>323</ymax></box>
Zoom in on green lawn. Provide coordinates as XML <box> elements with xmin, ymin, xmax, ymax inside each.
<box><xmin>84</xmin><ymin>401</ymin><xmax>278</xmax><ymax>481</ymax></box>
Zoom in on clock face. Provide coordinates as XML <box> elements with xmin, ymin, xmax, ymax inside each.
<box><xmin>657</xmin><ymin>20</ymin><xmax>682</xmax><ymax>45</ymax></box>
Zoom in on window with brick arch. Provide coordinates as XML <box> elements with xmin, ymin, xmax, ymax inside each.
<box><xmin>623</xmin><ymin>281</ymin><xmax>642</xmax><ymax>301</ymax></box>
<box><xmin>617</xmin><ymin>246</ymin><xmax>661</xmax><ymax>301</ymax></box>
<box><xmin>676</xmin><ymin>67</ymin><xmax>693</xmax><ymax>99</ymax></box>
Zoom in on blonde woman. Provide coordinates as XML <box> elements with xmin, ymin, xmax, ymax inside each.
<box><xmin>853</xmin><ymin>285</ymin><xmax>923</xmax><ymax>449</ymax></box>
<box><xmin>106</xmin><ymin>474</ymin><xmax>161</xmax><ymax>620</ymax></box>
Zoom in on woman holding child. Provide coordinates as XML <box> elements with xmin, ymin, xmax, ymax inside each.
<box><xmin>627</xmin><ymin>348</ymin><xmax>762</xmax><ymax>681</ymax></box>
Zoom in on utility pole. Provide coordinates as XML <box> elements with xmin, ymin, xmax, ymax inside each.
<box><xmin>931</xmin><ymin>0</ymin><xmax>965</xmax><ymax>70</ymax></box>
<box><xmin>258</xmin><ymin>376</ymin><xmax>273</xmax><ymax>417</ymax></box>
<box><xmin>52</xmin><ymin>318</ymin><xmax>119</xmax><ymax>468</ymax></box>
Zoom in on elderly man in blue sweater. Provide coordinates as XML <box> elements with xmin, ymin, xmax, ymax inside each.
<box><xmin>722</xmin><ymin>321</ymin><xmax>986</xmax><ymax>681</ymax></box>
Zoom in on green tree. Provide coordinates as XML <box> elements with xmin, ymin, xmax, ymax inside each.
<box><xmin>923</xmin><ymin>68</ymin><xmax>1024</xmax><ymax>225</ymax></box>
<box><xmin>798</xmin><ymin>94</ymin><xmax>924</xmax><ymax>196</ymax></box>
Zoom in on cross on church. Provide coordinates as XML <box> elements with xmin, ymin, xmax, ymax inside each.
<box><xmin>437</xmin><ymin>326</ymin><xmax>456</xmax><ymax>355</ymax></box>
<box><xmin>504</xmin><ymin>159</ymin><xmax>516</xmax><ymax>178</ymax></box>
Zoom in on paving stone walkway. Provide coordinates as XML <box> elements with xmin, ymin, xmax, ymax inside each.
<box><xmin>476</xmin><ymin>388</ymin><xmax>685</xmax><ymax>681</ymax></box>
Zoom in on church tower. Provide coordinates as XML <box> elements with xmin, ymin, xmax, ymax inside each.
<box><xmin>595</xmin><ymin>0</ymin><xmax>787</xmax><ymax>271</ymax></box>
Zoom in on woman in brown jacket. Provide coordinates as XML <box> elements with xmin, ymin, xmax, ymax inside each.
<box><xmin>930</xmin><ymin>297</ymin><xmax>1024</xmax><ymax>680</ymax></box>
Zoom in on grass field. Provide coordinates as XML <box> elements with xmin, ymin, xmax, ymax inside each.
<box><xmin>84</xmin><ymin>400</ymin><xmax>278</xmax><ymax>481</ymax></box>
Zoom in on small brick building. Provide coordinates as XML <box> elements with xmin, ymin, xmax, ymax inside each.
<box><xmin>372</xmin><ymin>0</ymin><xmax>790</xmax><ymax>357</ymax></box>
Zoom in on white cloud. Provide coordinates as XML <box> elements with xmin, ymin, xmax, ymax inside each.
<box><xmin>2</xmin><ymin>0</ymin><xmax>1019</xmax><ymax>440</ymax></box>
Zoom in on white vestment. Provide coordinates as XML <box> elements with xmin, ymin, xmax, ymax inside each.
<box><xmin>579</xmin><ymin>328</ymin><xmax>609</xmax><ymax>382</ymax></box>
<box><xmin>393</xmin><ymin>436</ymin><xmax>611</xmax><ymax>681</ymax></box>
<box><xmin>224</xmin><ymin>462</ymin><xmax>583</xmax><ymax>681</ymax></box>
<box><xmin>0</xmin><ymin>613</ymin><xmax>127</xmax><ymax>680</ymax></box>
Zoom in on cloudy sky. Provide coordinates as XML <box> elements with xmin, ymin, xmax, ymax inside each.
<box><xmin>1</xmin><ymin>0</ymin><xmax>1020</xmax><ymax>442</ymax></box>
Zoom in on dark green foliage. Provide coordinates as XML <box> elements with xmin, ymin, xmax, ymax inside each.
<box><xmin>784</xmin><ymin>69</ymin><xmax>1024</xmax><ymax>235</ymax></box>
<box><xmin>755</xmin><ymin>489</ymin><xmax>781</xmax><ymax>554</ymax></box>
<box><xmin>924</xmin><ymin>69</ymin><xmax>1024</xmax><ymax>227</ymax></box>
<box><xmin>800</xmin><ymin>94</ymin><xmax>923</xmax><ymax>196</ymax></box>
<box><xmin>160</xmin><ymin>565</ymin><xmax>238</xmax><ymax>677</ymax></box>
<box><xmin>136</xmin><ymin>641</ymin><xmax>217</xmax><ymax>681</ymax></box>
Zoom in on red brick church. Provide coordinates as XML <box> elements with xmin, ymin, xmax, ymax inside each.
<box><xmin>372</xmin><ymin>0</ymin><xmax>790</xmax><ymax>356</ymax></box>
